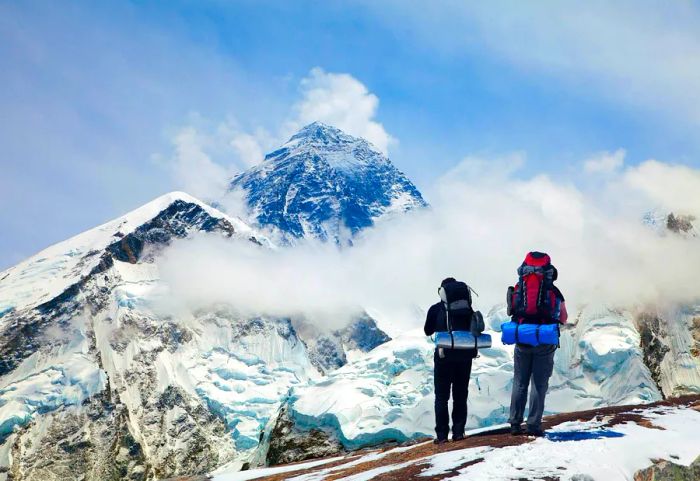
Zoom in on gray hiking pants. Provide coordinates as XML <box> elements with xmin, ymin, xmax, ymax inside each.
<box><xmin>508</xmin><ymin>344</ymin><xmax>556</xmax><ymax>430</ymax></box>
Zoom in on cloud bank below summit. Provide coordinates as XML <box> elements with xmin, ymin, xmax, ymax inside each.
<box><xmin>156</xmin><ymin>155</ymin><xmax>700</xmax><ymax>333</ymax></box>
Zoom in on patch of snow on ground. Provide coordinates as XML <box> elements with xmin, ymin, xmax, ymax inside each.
<box><xmin>457</xmin><ymin>407</ymin><xmax>700</xmax><ymax>480</ymax></box>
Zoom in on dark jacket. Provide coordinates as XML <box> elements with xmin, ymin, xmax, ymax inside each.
<box><xmin>424</xmin><ymin>302</ymin><xmax>477</xmax><ymax>361</ymax></box>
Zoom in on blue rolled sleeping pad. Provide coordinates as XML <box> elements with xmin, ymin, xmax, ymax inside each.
<box><xmin>501</xmin><ymin>321</ymin><xmax>559</xmax><ymax>346</ymax></box>
<box><xmin>434</xmin><ymin>331</ymin><xmax>492</xmax><ymax>350</ymax></box>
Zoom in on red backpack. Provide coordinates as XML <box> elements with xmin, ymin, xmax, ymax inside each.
<box><xmin>507</xmin><ymin>252</ymin><xmax>560</xmax><ymax>324</ymax></box>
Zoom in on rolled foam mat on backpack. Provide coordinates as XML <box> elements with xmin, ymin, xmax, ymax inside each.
<box><xmin>434</xmin><ymin>331</ymin><xmax>492</xmax><ymax>350</ymax></box>
<box><xmin>501</xmin><ymin>321</ymin><xmax>559</xmax><ymax>346</ymax></box>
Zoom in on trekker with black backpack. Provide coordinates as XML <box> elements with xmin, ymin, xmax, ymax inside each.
<box><xmin>505</xmin><ymin>252</ymin><xmax>568</xmax><ymax>437</ymax></box>
<box><xmin>424</xmin><ymin>277</ymin><xmax>485</xmax><ymax>444</ymax></box>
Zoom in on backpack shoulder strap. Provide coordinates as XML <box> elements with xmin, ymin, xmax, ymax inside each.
<box><xmin>436</xmin><ymin>303</ymin><xmax>450</xmax><ymax>332</ymax></box>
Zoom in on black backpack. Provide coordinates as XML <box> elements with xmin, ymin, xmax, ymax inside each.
<box><xmin>438</xmin><ymin>281</ymin><xmax>484</xmax><ymax>335</ymax></box>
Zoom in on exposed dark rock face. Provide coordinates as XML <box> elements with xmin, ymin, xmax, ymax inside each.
<box><xmin>339</xmin><ymin>314</ymin><xmax>391</xmax><ymax>353</ymax></box>
<box><xmin>297</xmin><ymin>314</ymin><xmax>390</xmax><ymax>374</ymax></box>
<box><xmin>144</xmin><ymin>386</ymin><xmax>232</xmax><ymax>479</ymax></box>
<box><xmin>265</xmin><ymin>408</ymin><xmax>343</xmax><ymax>466</ymax></box>
<box><xmin>0</xmin><ymin>253</ymin><xmax>114</xmax><ymax>377</ymax></box>
<box><xmin>107</xmin><ymin>200</ymin><xmax>242</xmax><ymax>264</ymax></box>
<box><xmin>7</xmin><ymin>393</ymin><xmax>150</xmax><ymax>481</ymax></box>
<box><xmin>666</xmin><ymin>213</ymin><xmax>696</xmax><ymax>234</ymax></box>
<box><xmin>305</xmin><ymin>335</ymin><xmax>347</xmax><ymax>373</ymax></box>
<box><xmin>691</xmin><ymin>317</ymin><xmax>700</xmax><ymax>359</ymax></box>
<box><xmin>637</xmin><ymin>313</ymin><xmax>671</xmax><ymax>394</ymax></box>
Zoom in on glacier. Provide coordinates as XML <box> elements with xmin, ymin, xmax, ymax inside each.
<box><xmin>279</xmin><ymin>305</ymin><xmax>661</xmax><ymax>453</ymax></box>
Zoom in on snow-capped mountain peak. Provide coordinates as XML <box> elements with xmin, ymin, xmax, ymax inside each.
<box><xmin>0</xmin><ymin>191</ymin><xmax>264</xmax><ymax>317</ymax></box>
<box><xmin>274</xmin><ymin>121</ymin><xmax>385</xmax><ymax>170</ymax></box>
<box><xmin>0</xmin><ymin>189</ymin><xmax>391</xmax><ymax>480</ymax></box>
<box><xmin>229</xmin><ymin>122</ymin><xmax>427</xmax><ymax>242</ymax></box>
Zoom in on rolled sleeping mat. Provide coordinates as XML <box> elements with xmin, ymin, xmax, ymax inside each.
<box><xmin>434</xmin><ymin>331</ymin><xmax>492</xmax><ymax>350</ymax></box>
<box><xmin>500</xmin><ymin>321</ymin><xmax>559</xmax><ymax>346</ymax></box>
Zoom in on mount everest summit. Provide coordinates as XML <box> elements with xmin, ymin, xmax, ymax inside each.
<box><xmin>0</xmin><ymin>123</ymin><xmax>699</xmax><ymax>481</ymax></box>
<box><xmin>229</xmin><ymin>122</ymin><xmax>427</xmax><ymax>243</ymax></box>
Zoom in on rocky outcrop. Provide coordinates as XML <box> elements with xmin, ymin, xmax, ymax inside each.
<box><xmin>265</xmin><ymin>408</ymin><xmax>343</xmax><ymax>466</ymax></box>
<box><xmin>636</xmin><ymin>308</ymin><xmax>700</xmax><ymax>397</ymax></box>
<box><xmin>295</xmin><ymin>314</ymin><xmax>391</xmax><ymax>374</ymax></box>
<box><xmin>637</xmin><ymin>313</ymin><xmax>671</xmax><ymax>393</ymax></box>
<box><xmin>6</xmin><ymin>393</ymin><xmax>149</xmax><ymax>481</ymax></box>
<box><xmin>665</xmin><ymin>213</ymin><xmax>696</xmax><ymax>235</ymax></box>
<box><xmin>634</xmin><ymin>455</ymin><xmax>700</xmax><ymax>481</ymax></box>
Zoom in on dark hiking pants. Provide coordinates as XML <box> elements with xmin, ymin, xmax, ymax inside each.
<box><xmin>434</xmin><ymin>356</ymin><xmax>473</xmax><ymax>440</ymax></box>
<box><xmin>508</xmin><ymin>344</ymin><xmax>556</xmax><ymax>430</ymax></box>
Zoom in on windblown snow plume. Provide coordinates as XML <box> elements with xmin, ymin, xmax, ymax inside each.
<box><xmin>156</xmin><ymin>155</ymin><xmax>700</xmax><ymax>332</ymax></box>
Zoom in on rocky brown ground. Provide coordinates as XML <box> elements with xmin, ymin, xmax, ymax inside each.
<box><xmin>173</xmin><ymin>395</ymin><xmax>700</xmax><ymax>481</ymax></box>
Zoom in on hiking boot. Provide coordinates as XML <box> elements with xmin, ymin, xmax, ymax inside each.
<box><xmin>510</xmin><ymin>424</ymin><xmax>523</xmax><ymax>435</ymax></box>
<box><xmin>527</xmin><ymin>427</ymin><xmax>545</xmax><ymax>437</ymax></box>
<box><xmin>452</xmin><ymin>433</ymin><xmax>465</xmax><ymax>442</ymax></box>
<box><xmin>433</xmin><ymin>438</ymin><xmax>448</xmax><ymax>445</ymax></box>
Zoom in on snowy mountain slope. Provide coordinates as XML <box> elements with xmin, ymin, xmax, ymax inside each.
<box><xmin>0</xmin><ymin>192</ymin><xmax>267</xmax><ymax>378</ymax></box>
<box><xmin>0</xmin><ymin>192</ymin><xmax>391</xmax><ymax>481</ymax></box>
<box><xmin>210</xmin><ymin>396</ymin><xmax>700</xmax><ymax>481</ymax></box>
<box><xmin>0</xmin><ymin>192</ymin><xmax>259</xmax><ymax>319</ymax></box>
<box><xmin>0</xmin><ymin>192</ymin><xmax>272</xmax><ymax>480</ymax></box>
<box><xmin>228</xmin><ymin>122</ymin><xmax>427</xmax><ymax>243</ymax></box>
<box><xmin>265</xmin><ymin>306</ymin><xmax>661</xmax><ymax>460</ymax></box>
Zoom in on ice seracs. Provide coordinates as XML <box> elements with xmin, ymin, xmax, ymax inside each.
<box><xmin>274</xmin><ymin>306</ymin><xmax>661</xmax><ymax>454</ymax></box>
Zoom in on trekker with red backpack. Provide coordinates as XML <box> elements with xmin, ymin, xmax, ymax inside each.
<box><xmin>506</xmin><ymin>252</ymin><xmax>568</xmax><ymax>437</ymax></box>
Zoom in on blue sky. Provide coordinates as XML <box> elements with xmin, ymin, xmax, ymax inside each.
<box><xmin>3</xmin><ymin>0</ymin><xmax>700</xmax><ymax>268</ymax></box>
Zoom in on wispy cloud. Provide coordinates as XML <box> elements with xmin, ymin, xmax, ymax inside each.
<box><xmin>362</xmin><ymin>1</ymin><xmax>700</xmax><ymax>126</ymax></box>
<box><xmin>157</xmin><ymin>155</ymin><xmax>700</xmax><ymax>334</ymax></box>
<box><xmin>167</xmin><ymin>127</ymin><xmax>231</xmax><ymax>203</ymax></box>
<box><xmin>584</xmin><ymin>149</ymin><xmax>626</xmax><ymax>174</ymax></box>
<box><xmin>286</xmin><ymin>67</ymin><xmax>394</xmax><ymax>155</ymax></box>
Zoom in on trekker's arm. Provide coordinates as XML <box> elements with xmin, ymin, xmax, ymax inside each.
<box><xmin>424</xmin><ymin>304</ymin><xmax>438</xmax><ymax>336</ymax></box>
<box><xmin>553</xmin><ymin>285</ymin><xmax>568</xmax><ymax>324</ymax></box>
<box><xmin>559</xmin><ymin>301</ymin><xmax>568</xmax><ymax>324</ymax></box>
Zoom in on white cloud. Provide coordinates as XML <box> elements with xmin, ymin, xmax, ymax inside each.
<box><xmin>230</xmin><ymin>131</ymin><xmax>266</xmax><ymax>167</ymax></box>
<box><xmin>169</xmin><ymin>127</ymin><xmax>230</xmax><ymax>202</ymax></box>
<box><xmin>156</xmin><ymin>155</ymin><xmax>700</xmax><ymax>334</ymax></box>
<box><xmin>623</xmin><ymin>159</ymin><xmax>700</xmax><ymax>215</ymax></box>
<box><xmin>584</xmin><ymin>149</ymin><xmax>626</xmax><ymax>174</ymax></box>
<box><xmin>287</xmin><ymin>67</ymin><xmax>394</xmax><ymax>155</ymax></box>
<box><xmin>362</xmin><ymin>1</ymin><xmax>700</xmax><ymax>126</ymax></box>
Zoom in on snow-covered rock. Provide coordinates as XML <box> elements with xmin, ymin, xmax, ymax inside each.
<box><xmin>637</xmin><ymin>306</ymin><xmax>700</xmax><ymax>397</ymax></box>
<box><xmin>228</xmin><ymin>122</ymin><xmax>427</xmax><ymax>243</ymax></box>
